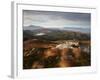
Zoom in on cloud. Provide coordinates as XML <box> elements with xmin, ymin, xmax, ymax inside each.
<box><xmin>23</xmin><ymin>10</ymin><xmax>90</xmax><ymax>29</ymax></box>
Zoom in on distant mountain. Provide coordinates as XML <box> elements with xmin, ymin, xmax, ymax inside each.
<box><xmin>23</xmin><ymin>25</ymin><xmax>90</xmax><ymax>34</ymax></box>
<box><xmin>23</xmin><ymin>25</ymin><xmax>43</xmax><ymax>30</ymax></box>
<box><xmin>63</xmin><ymin>27</ymin><xmax>90</xmax><ymax>33</ymax></box>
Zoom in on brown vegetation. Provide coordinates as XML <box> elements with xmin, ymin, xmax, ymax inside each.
<box><xmin>23</xmin><ymin>39</ymin><xmax>91</xmax><ymax>69</ymax></box>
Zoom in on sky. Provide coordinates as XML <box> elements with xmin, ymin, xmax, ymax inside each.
<box><xmin>23</xmin><ymin>10</ymin><xmax>91</xmax><ymax>29</ymax></box>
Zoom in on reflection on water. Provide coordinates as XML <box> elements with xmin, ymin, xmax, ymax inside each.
<box><xmin>80</xmin><ymin>44</ymin><xmax>90</xmax><ymax>54</ymax></box>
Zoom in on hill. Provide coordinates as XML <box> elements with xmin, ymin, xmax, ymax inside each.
<box><xmin>23</xmin><ymin>27</ymin><xmax>90</xmax><ymax>41</ymax></box>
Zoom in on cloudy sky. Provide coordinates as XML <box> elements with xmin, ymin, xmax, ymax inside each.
<box><xmin>23</xmin><ymin>10</ymin><xmax>91</xmax><ymax>29</ymax></box>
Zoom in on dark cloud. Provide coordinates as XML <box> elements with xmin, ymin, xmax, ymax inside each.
<box><xmin>24</xmin><ymin>10</ymin><xmax>90</xmax><ymax>20</ymax></box>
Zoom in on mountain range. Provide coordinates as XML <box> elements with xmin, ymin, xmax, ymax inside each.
<box><xmin>23</xmin><ymin>25</ymin><xmax>90</xmax><ymax>41</ymax></box>
<box><xmin>24</xmin><ymin>25</ymin><xmax>90</xmax><ymax>33</ymax></box>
